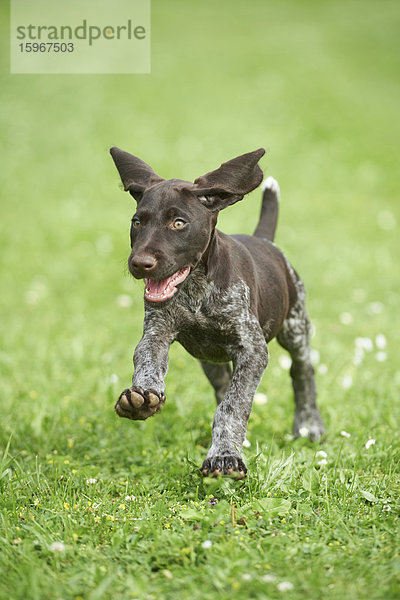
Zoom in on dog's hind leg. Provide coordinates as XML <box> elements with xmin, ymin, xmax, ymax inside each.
<box><xmin>201</xmin><ymin>362</ymin><xmax>232</xmax><ymax>405</ymax></box>
<box><xmin>277</xmin><ymin>274</ymin><xmax>325</xmax><ymax>442</ymax></box>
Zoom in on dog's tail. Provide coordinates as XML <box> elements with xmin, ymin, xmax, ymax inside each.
<box><xmin>253</xmin><ymin>177</ymin><xmax>280</xmax><ymax>242</ymax></box>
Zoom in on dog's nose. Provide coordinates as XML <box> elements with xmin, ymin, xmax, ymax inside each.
<box><xmin>131</xmin><ymin>254</ymin><xmax>157</xmax><ymax>272</ymax></box>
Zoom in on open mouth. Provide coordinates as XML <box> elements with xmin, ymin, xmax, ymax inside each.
<box><xmin>144</xmin><ymin>266</ymin><xmax>191</xmax><ymax>303</ymax></box>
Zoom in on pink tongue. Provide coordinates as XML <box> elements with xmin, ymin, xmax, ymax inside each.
<box><xmin>145</xmin><ymin>266</ymin><xmax>190</xmax><ymax>302</ymax></box>
<box><xmin>147</xmin><ymin>276</ymin><xmax>174</xmax><ymax>295</ymax></box>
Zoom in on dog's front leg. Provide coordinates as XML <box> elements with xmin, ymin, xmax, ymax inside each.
<box><xmin>115</xmin><ymin>322</ymin><xmax>173</xmax><ymax>421</ymax></box>
<box><xmin>201</xmin><ymin>331</ymin><xmax>269</xmax><ymax>478</ymax></box>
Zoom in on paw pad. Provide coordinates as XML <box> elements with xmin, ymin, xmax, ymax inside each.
<box><xmin>115</xmin><ymin>387</ymin><xmax>165</xmax><ymax>421</ymax></box>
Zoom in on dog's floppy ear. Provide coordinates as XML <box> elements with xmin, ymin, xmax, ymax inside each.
<box><xmin>110</xmin><ymin>147</ymin><xmax>164</xmax><ymax>202</ymax></box>
<box><xmin>193</xmin><ymin>148</ymin><xmax>265</xmax><ymax>211</ymax></box>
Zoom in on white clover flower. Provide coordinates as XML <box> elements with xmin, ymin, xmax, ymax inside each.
<box><xmin>375</xmin><ymin>334</ymin><xmax>387</xmax><ymax>349</ymax></box>
<box><xmin>86</xmin><ymin>478</ymin><xmax>97</xmax><ymax>485</ymax></box>
<box><xmin>316</xmin><ymin>450</ymin><xmax>327</xmax><ymax>458</ymax></box>
<box><xmin>25</xmin><ymin>290</ymin><xmax>42</xmax><ymax>305</ymax></box>
<box><xmin>368</xmin><ymin>302</ymin><xmax>384</xmax><ymax>315</ymax></box>
<box><xmin>339</xmin><ymin>312</ymin><xmax>353</xmax><ymax>325</ymax></box>
<box><xmin>242</xmin><ymin>439</ymin><xmax>251</xmax><ymax>448</ymax></box>
<box><xmin>377</xmin><ymin>210</ymin><xmax>396</xmax><ymax>230</ymax></box>
<box><xmin>375</xmin><ymin>352</ymin><xmax>387</xmax><ymax>362</ymax></box>
<box><xmin>340</xmin><ymin>430</ymin><xmax>351</xmax><ymax>438</ymax></box>
<box><xmin>317</xmin><ymin>364</ymin><xmax>328</xmax><ymax>375</ymax></box>
<box><xmin>162</xmin><ymin>569</ymin><xmax>173</xmax><ymax>580</ymax></box>
<box><xmin>95</xmin><ymin>234</ymin><xmax>113</xmax><ymax>256</ymax></box>
<box><xmin>24</xmin><ymin>278</ymin><xmax>48</xmax><ymax>306</ymax></box>
<box><xmin>50</xmin><ymin>541</ymin><xmax>65</xmax><ymax>553</ymax></box>
<box><xmin>125</xmin><ymin>495</ymin><xmax>136</xmax><ymax>501</ymax></box>
<box><xmin>353</xmin><ymin>348</ymin><xmax>364</xmax><ymax>366</ymax></box>
<box><xmin>201</xmin><ymin>540</ymin><xmax>212</xmax><ymax>549</ymax></box>
<box><xmin>254</xmin><ymin>393</ymin><xmax>268</xmax><ymax>405</ymax></box>
<box><xmin>277</xmin><ymin>581</ymin><xmax>294</xmax><ymax>591</ymax></box>
<box><xmin>365</xmin><ymin>439</ymin><xmax>375</xmax><ymax>449</ymax></box>
<box><xmin>263</xmin><ymin>574</ymin><xmax>277</xmax><ymax>583</ymax></box>
<box><xmin>279</xmin><ymin>355</ymin><xmax>292</xmax><ymax>370</ymax></box>
<box><xmin>299</xmin><ymin>427</ymin><xmax>309</xmax><ymax>438</ymax></box>
<box><xmin>310</xmin><ymin>349</ymin><xmax>320</xmax><ymax>365</ymax></box>
<box><xmin>317</xmin><ymin>459</ymin><xmax>328</xmax><ymax>466</ymax></box>
<box><xmin>342</xmin><ymin>375</ymin><xmax>353</xmax><ymax>390</ymax></box>
<box><xmin>355</xmin><ymin>337</ymin><xmax>373</xmax><ymax>352</ymax></box>
<box><xmin>117</xmin><ymin>294</ymin><xmax>133</xmax><ymax>308</ymax></box>
<box><xmin>109</xmin><ymin>373</ymin><xmax>119</xmax><ymax>384</ymax></box>
<box><xmin>241</xmin><ymin>573</ymin><xmax>252</xmax><ymax>581</ymax></box>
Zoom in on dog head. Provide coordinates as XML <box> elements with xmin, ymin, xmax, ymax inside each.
<box><xmin>110</xmin><ymin>146</ymin><xmax>265</xmax><ymax>303</ymax></box>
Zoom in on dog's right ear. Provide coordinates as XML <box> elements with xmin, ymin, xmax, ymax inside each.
<box><xmin>110</xmin><ymin>147</ymin><xmax>164</xmax><ymax>202</ymax></box>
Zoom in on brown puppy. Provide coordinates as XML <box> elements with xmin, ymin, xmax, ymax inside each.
<box><xmin>110</xmin><ymin>147</ymin><xmax>324</xmax><ymax>477</ymax></box>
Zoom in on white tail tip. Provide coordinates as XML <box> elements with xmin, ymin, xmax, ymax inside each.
<box><xmin>261</xmin><ymin>176</ymin><xmax>280</xmax><ymax>199</ymax></box>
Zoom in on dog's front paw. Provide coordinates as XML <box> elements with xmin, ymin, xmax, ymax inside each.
<box><xmin>201</xmin><ymin>455</ymin><xmax>247</xmax><ymax>479</ymax></box>
<box><xmin>115</xmin><ymin>387</ymin><xmax>165</xmax><ymax>421</ymax></box>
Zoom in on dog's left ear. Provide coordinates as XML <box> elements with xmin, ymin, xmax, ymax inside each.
<box><xmin>194</xmin><ymin>148</ymin><xmax>265</xmax><ymax>211</ymax></box>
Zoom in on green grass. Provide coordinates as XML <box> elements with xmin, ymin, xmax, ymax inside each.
<box><xmin>1</xmin><ymin>0</ymin><xmax>399</xmax><ymax>598</ymax></box>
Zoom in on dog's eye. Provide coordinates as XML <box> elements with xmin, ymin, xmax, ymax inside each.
<box><xmin>172</xmin><ymin>219</ymin><xmax>186</xmax><ymax>230</ymax></box>
<box><xmin>132</xmin><ymin>217</ymin><xmax>141</xmax><ymax>228</ymax></box>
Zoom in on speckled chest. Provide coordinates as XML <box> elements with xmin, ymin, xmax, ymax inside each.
<box><xmin>175</xmin><ymin>298</ymin><xmax>242</xmax><ymax>363</ymax></box>
<box><xmin>145</xmin><ymin>277</ymin><xmax>254</xmax><ymax>364</ymax></box>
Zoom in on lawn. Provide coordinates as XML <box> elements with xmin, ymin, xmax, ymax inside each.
<box><xmin>0</xmin><ymin>0</ymin><xmax>399</xmax><ymax>599</ymax></box>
